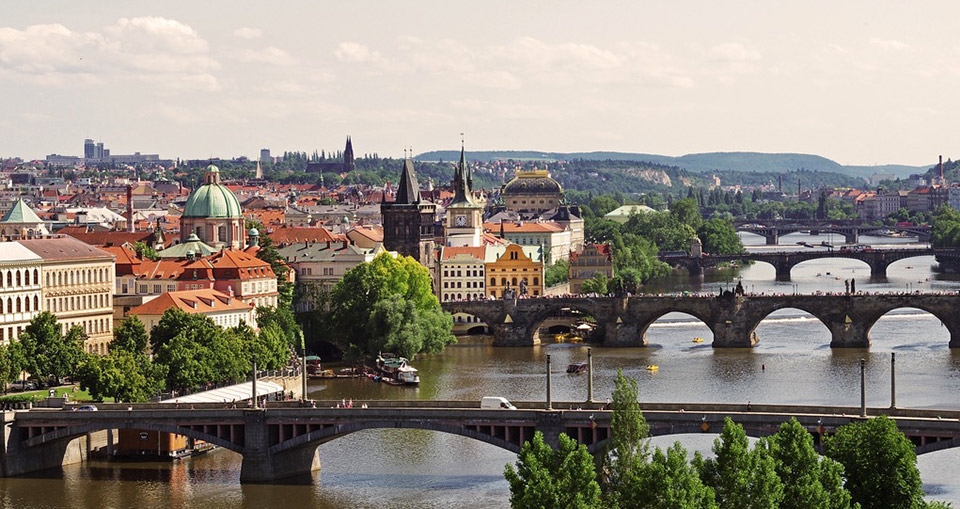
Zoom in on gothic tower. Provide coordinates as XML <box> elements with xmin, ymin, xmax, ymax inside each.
<box><xmin>444</xmin><ymin>144</ymin><xmax>483</xmax><ymax>247</ymax></box>
<box><xmin>381</xmin><ymin>156</ymin><xmax>436</xmax><ymax>267</ymax></box>
<box><xmin>344</xmin><ymin>136</ymin><xmax>356</xmax><ymax>172</ymax></box>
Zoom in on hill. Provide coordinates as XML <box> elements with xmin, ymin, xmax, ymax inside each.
<box><xmin>415</xmin><ymin>150</ymin><xmax>927</xmax><ymax>179</ymax></box>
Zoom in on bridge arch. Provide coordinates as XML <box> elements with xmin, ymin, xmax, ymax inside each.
<box><xmin>525</xmin><ymin>303</ymin><xmax>607</xmax><ymax>344</ymax></box>
<box><xmin>864</xmin><ymin>305</ymin><xmax>955</xmax><ymax>347</ymax></box>
<box><xmin>750</xmin><ymin>307</ymin><xmax>833</xmax><ymax>347</ymax></box>
<box><xmin>270</xmin><ymin>419</ymin><xmax>524</xmax><ymax>455</ymax></box>
<box><xmin>637</xmin><ymin>311</ymin><xmax>713</xmax><ymax>346</ymax></box>
<box><xmin>22</xmin><ymin>420</ymin><xmax>245</xmax><ymax>454</ymax></box>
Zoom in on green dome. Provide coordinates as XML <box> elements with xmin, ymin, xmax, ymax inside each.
<box><xmin>183</xmin><ymin>164</ymin><xmax>242</xmax><ymax>218</ymax></box>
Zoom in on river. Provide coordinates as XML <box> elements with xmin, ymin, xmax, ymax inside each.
<box><xmin>3</xmin><ymin>233</ymin><xmax>960</xmax><ymax>508</ymax></box>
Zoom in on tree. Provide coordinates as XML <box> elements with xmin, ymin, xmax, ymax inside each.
<box><xmin>504</xmin><ymin>431</ymin><xmax>602</xmax><ymax>509</ymax></box>
<box><xmin>18</xmin><ymin>312</ymin><xmax>86</xmax><ymax>384</ymax></box>
<box><xmin>111</xmin><ymin>315</ymin><xmax>149</xmax><ymax>354</ymax></box>
<box><xmin>694</xmin><ymin>417</ymin><xmax>783</xmax><ymax>508</ymax></box>
<box><xmin>76</xmin><ymin>349</ymin><xmax>162</xmax><ymax>403</ymax></box>
<box><xmin>823</xmin><ymin>415</ymin><xmax>926</xmax><ymax>509</ymax></box>
<box><xmin>330</xmin><ymin>253</ymin><xmax>454</xmax><ymax>358</ymax></box>
<box><xmin>633</xmin><ymin>442</ymin><xmax>717</xmax><ymax>509</ymax></box>
<box><xmin>0</xmin><ymin>343</ymin><xmax>26</xmax><ymax>391</ymax></box>
<box><xmin>131</xmin><ymin>241</ymin><xmax>160</xmax><ymax>261</ymax></box>
<box><xmin>545</xmin><ymin>259</ymin><xmax>569</xmax><ymax>287</ymax></box>
<box><xmin>697</xmin><ymin>217</ymin><xmax>744</xmax><ymax>255</ymax></box>
<box><xmin>580</xmin><ymin>273</ymin><xmax>608</xmax><ymax>295</ymax></box>
<box><xmin>600</xmin><ymin>369</ymin><xmax>650</xmax><ymax>507</ymax></box>
<box><xmin>762</xmin><ymin>418</ymin><xmax>852</xmax><ymax>509</ymax></box>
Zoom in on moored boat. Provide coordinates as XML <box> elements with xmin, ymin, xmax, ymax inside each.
<box><xmin>375</xmin><ymin>353</ymin><xmax>420</xmax><ymax>385</ymax></box>
<box><xmin>566</xmin><ymin>362</ymin><xmax>588</xmax><ymax>374</ymax></box>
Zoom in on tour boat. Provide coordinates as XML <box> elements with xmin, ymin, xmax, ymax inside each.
<box><xmin>375</xmin><ymin>353</ymin><xmax>420</xmax><ymax>386</ymax></box>
<box><xmin>566</xmin><ymin>362</ymin><xmax>588</xmax><ymax>374</ymax></box>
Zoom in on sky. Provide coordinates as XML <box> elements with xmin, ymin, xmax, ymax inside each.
<box><xmin>2</xmin><ymin>1</ymin><xmax>958</xmax><ymax>166</ymax></box>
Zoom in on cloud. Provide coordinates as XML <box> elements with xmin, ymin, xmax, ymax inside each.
<box><xmin>237</xmin><ymin>46</ymin><xmax>299</xmax><ymax>66</ymax></box>
<box><xmin>0</xmin><ymin>17</ymin><xmax>219</xmax><ymax>89</ymax></box>
<box><xmin>870</xmin><ymin>38</ymin><xmax>909</xmax><ymax>51</ymax></box>
<box><xmin>708</xmin><ymin>42</ymin><xmax>761</xmax><ymax>62</ymax></box>
<box><xmin>334</xmin><ymin>42</ymin><xmax>385</xmax><ymax>64</ymax></box>
<box><xmin>234</xmin><ymin>27</ymin><xmax>263</xmax><ymax>40</ymax></box>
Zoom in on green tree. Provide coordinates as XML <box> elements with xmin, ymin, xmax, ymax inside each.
<box><xmin>580</xmin><ymin>273</ymin><xmax>608</xmax><ymax>295</ymax></box>
<box><xmin>633</xmin><ymin>442</ymin><xmax>717</xmax><ymax>509</ymax></box>
<box><xmin>694</xmin><ymin>417</ymin><xmax>783</xmax><ymax>508</ymax></box>
<box><xmin>504</xmin><ymin>431</ymin><xmax>602</xmax><ymax>509</ymax></box>
<box><xmin>18</xmin><ymin>312</ymin><xmax>86</xmax><ymax>384</ymax></box>
<box><xmin>545</xmin><ymin>259</ymin><xmax>570</xmax><ymax>287</ymax></box>
<box><xmin>824</xmin><ymin>415</ymin><xmax>926</xmax><ymax>509</ymax></box>
<box><xmin>330</xmin><ymin>253</ymin><xmax>454</xmax><ymax>358</ymax></box>
<box><xmin>697</xmin><ymin>217</ymin><xmax>744</xmax><ymax>255</ymax></box>
<box><xmin>111</xmin><ymin>315</ymin><xmax>149</xmax><ymax>354</ymax></box>
<box><xmin>254</xmin><ymin>322</ymin><xmax>292</xmax><ymax>370</ymax></box>
<box><xmin>76</xmin><ymin>349</ymin><xmax>162</xmax><ymax>403</ymax></box>
<box><xmin>600</xmin><ymin>369</ymin><xmax>650</xmax><ymax>507</ymax></box>
<box><xmin>131</xmin><ymin>241</ymin><xmax>160</xmax><ymax>261</ymax></box>
<box><xmin>0</xmin><ymin>343</ymin><xmax>26</xmax><ymax>391</ymax></box>
<box><xmin>763</xmin><ymin>418</ymin><xmax>852</xmax><ymax>509</ymax></box>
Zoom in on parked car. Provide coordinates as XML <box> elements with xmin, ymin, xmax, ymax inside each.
<box><xmin>10</xmin><ymin>381</ymin><xmax>37</xmax><ymax>392</ymax></box>
<box><xmin>75</xmin><ymin>405</ymin><xmax>98</xmax><ymax>412</ymax></box>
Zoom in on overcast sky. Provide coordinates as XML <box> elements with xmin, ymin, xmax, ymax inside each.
<box><xmin>2</xmin><ymin>1</ymin><xmax>958</xmax><ymax>166</ymax></box>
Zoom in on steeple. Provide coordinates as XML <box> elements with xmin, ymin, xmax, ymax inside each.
<box><xmin>344</xmin><ymin>135</ymin><xmax>356</xmax><ymax>172</ymax></box>
<box><xmin>395</xmin><ymin>155</ymin><xmax>421</xmax><ymax>204</ymax></box>
<box><xmin>450</xmin><ymin>140</ymin><xmax>474</xmax><ymax>206</ymax></box>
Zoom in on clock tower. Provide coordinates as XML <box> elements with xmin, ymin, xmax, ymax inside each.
<box><xmin>445</xmin><ymin>144</ymin><xmax>483</xmax><ymax>247</ymax></box>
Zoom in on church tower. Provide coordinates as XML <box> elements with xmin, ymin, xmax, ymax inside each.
<box><xmin>444</xmin><ymin>144</ymin><xmax>483</xmax><ymax>247</ymax></box>
<box><xmin>381</xmin><ymin>155</ymin><xmax>436</xmax><ymax>267</ymax></box>
<box><xmin>344</xmin><ymin>136</ymin><xmax>356</xmax><ymax>172</ymax></box>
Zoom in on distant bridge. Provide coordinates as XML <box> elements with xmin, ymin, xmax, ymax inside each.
<box><xmin>4</xmin><ymin>401</ymin><xmax>960</xmax><ymax>483</ymax></box>
<box><xmin>660</xmin><ymin>246</ymin><xmax>938</xmax><ymax>279</ymax></box>
<box><xmin>443</xmin><ymin>293</ymin><xmax>960</xmax><ymax>347</ymax></box>
<box><xmin>732</xmin><ymin>220</ymin><xmax>932</xmax><ymax>245</ymax></box>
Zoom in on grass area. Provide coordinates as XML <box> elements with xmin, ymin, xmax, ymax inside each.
<box><xmin>0</xmin><ymin>385</ymin><xmax>114</xmax><ymax>403</ymax></box>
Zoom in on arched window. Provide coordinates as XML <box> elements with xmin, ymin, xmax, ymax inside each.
<box><xmin>533</xmin><ymin>277</ymin><xmax>539</xmax><ymax>286</ymax></box>
<box><xmin>16</xmin><ymin>297</ymin><xmax>21</xmax><ymax>313</ymax></box>
<box><xmin>490</xmin><ymin>277</ymin><xmax>495</xmax><ymax>286</ymax></box>
<box><xmin>6</xmin><ymin>272</ymin><xmax>11</xmax><ymax>287</ymax></box>
<box><xmin>501</xmin><ymin>278</ymin><xmax>507</xmax><ymax>286</ymax></box>
<box><xmin>33</xmin><ymin>296</ymin><xmax>38</xmax><ymax>310</ymax></box>
<box><xmin>15</xmin><ymin>271</ymin><xmax>20</xmax><ymax>287</ymax></box>
<box><xmin>512</xmin><ymin>277</ymin><xmax>518</xmax><ymax>286</ymax></box>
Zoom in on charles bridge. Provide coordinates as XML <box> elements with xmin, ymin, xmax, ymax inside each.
<box><xmin>442</xmin><ymin>293</ymin><xmax>960</xmax><ymax>348</ymax></box>
<box><xmin>4</xmin><ymin>400</ymin><xmax>960</xmax><ymax>483</ymax></box>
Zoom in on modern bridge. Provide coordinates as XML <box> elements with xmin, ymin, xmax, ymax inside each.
<box><xmin>3</xmin><ymin>401</ymin><xmax>960</xmax><ymax>483</ymax></box>
<box><xmin>442</xmin><ymin>293</ymin><xmax>960</xmax><ymax>347</ymax></box>
<box><xmin>661</xmin><ymin>246</ymin><xmax>939</xmax><ymax>279</ymax></box>
<box><xmin>732</xmin><ymin>220</ymin><xmax>932</xmax><ymax>245</ymax></box>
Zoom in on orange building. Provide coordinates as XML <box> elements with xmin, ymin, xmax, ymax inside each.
<box><xmin>485</xmin><ymin>244</ymin><xmax>544</xmax><ymax>299</ymax></box>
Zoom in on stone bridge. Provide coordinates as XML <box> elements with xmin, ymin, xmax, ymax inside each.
<box><xmin>4</xmin><ymin>401</ymin><xmax>960</xmax><ymax>483</ymax></box>
<box><xmin>733</xmin><ymin>220</ymin><xmax>932</xmax><ymax>245</ymax></box>
<box><xmin>442</xmin><ymin>293</ymin><xmax>960</xmax><ymax>347</ymax></box>
<box><xmin>661</xmin><ymin>247</ymin><xmax>937</xmax><ymax>279</ymax></box>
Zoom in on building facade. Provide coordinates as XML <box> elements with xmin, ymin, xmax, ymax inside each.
<box><xmin>486</xmin><ymin>244</ymin><xmax>544</xmax><ymax>299</ymax></box>
<box><xmin>568</xmin><ymin>244</ymin><xmax>614</xmax><ymax>294</ymax></box>
<box><xmin>381</xmin><ymin>157</ymin><xmax>436</xmax><ymax>267</ymax></box>
<box><xmin>181</xmin><ymin>164</ymin><xmax>246</xmax><ymax>249</ymax></box>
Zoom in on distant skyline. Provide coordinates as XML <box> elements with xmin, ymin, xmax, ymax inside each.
<box><xmin>2</xmin><ymin>1</ymin><xmax>958</xmax><ymax>167</ymax></box>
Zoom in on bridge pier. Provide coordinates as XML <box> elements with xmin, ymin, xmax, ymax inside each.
<box><xmin>828</xmin><ymin>322</ymin><xmax>870</xmax><ymax>348</ymax></box>
<box><xmin>766</xmin><ymin>230</ymin><xmax>779</xmax><ymax>245</ymax></box>
<box><xmin>603</xmin><ymin>320</ymin><xmax>644</xmax><ymax>347</ymax></box>
<box><xmin>712</xmin><ymin>322</ymin><xmax>758</xmax><ymax>348</ymax></box>
<box><xmin>239</xmin><ymin>410</ymin><xmax>321</xmax><ymax>483</ymax></box>
<box><xmin>0</xmin><ymin>411</ymin><xmax>109</xmax><ymax>477</ymax></box>
<box><xmin>774</xmin><ymin>262</ymin><xmax>792</xmax><ymax>281</ymax></box>
<box><xmin>845</xmin><ymin>229</ymin><xmax>859</xmax><ymax>244</ymax></box>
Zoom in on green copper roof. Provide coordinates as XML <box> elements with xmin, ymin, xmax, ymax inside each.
<box><xmin>0</xmin><ymin>198</ymin><xmax>43</xmax><ymax>224</ymax></box>
<box><xmin>182</xmin><ymin>164</ymin><xmax>243</xmax><ymax>218</ymax></box>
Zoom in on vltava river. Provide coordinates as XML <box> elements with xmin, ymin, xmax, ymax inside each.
<box><xmin>3</xmin><ymin>233</ymin><xmax>960</xmax><ymax>508</ymax></box>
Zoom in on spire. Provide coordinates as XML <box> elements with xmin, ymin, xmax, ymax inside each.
<box><xmin>395</xmin><ymin>155</ymin><xmax>421</xmax><ymax>204</ymax></box>
<box><xmin>450</xmin><ymin>137</ymin><xmax>475</xmax><ymax>206</ymax></box>
<box><xmin>255</xmin><ymin>160</ymin><xmax>263</xmax><ymax>179</ymax></box>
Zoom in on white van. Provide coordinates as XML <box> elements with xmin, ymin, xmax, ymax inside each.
<box><xmin>481</xmin><ymin>396</ymin><xmax>516</xmax><ymax>410</ymax></box>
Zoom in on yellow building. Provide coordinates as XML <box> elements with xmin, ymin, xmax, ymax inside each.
<box><xmin>485</xmin><ymin>244</ymin><xmax>544</xmax><ymax>299</ymax></box>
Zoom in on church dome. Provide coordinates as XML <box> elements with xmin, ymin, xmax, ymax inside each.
<box><xmin>183</xmin><ymin>164</ymin><xmax>243</xmax><ymax>218</ymax></box>
<box><xmin>501</xmin><ymin>169</ymin><xmax>562</xmax><ymax>196</ymax></box>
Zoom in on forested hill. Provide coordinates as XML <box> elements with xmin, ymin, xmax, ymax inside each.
<box><xmin>416</xmin><ymin>150</ymin><xmax>925</xmax><ymax>179</ymax></box>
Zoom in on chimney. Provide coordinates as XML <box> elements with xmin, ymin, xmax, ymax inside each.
<box><xmin>939</xmin><ymin>155</ymin><xmax>944</xmax><ymax>183</ymax></box>
<box><xmin>126</xmin><ymin>184</ymin><xmax>134</xmax><ymax>233</ymax></box>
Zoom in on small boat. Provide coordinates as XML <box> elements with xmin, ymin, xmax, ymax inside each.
<box><xmin>692</xmin><ymin>337</ymin><xmax>704</xmax><ymax>343</ymax></box>
<box><xmin>375</xmin><ymin>353</ymin><xmax>420</xmax><ymax>386</ymax></box>
<box><xmin>566</xmin><ymin>362</ymin><xmax>588</xmax><ymax>374</ymax></box>
<box><xmin>646</xmin><ymin>365</ymin><xmax>659</xmax><ymax>371</ymax></box>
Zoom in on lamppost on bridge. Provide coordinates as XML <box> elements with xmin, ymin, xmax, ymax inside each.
<box><xmin>859</xmin><ymin>358</ymin><xmax>866</xmax><ymax>418</ymax></box>
<box><xmin>252</xmin><ymin>353</ymin><xmax>258</xmax><ymax>410</ymax></box>
<box><xmin>546</xmin><ymin>354</ymin><xmax>553</xmax><ymax>410</ymax></box>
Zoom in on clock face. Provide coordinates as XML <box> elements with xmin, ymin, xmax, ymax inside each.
<box><xmin>455</xmin><ymin>215</ymin><xmax>466</xmax><ymax>227</ymax></box>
